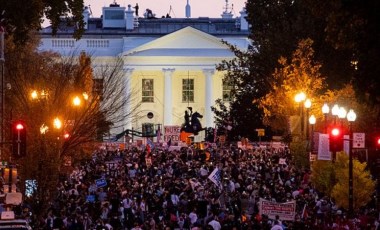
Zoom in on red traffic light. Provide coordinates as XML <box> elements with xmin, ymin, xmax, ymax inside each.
<box><xmin>331</xmin><ymin>128</ymin><xmax>341</xmax><ymax>136</ymax></box>
<box><xmin>16</xmin><ymin>123</ymin><xmax>24</xmax><ymax>130</ymax></box>
<box><xmin>64</xmin><ymin>133</ymin><xmax>70</xmax><ymax>139</ymax></box>
<box><xmin>377</xmin><ymin>137</ymin><xmax>380</xmax><ymax>145</ymax></box>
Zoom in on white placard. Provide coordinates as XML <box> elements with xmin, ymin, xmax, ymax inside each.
<box><xmin>353</xmin><ymin>133</ymin><xmax>365</xmax><ymax>148</ymax></box>
<box><xmin>318</xmin><ymin>134</ymin><xmax>331</xmax><ymax>161</ymax></box>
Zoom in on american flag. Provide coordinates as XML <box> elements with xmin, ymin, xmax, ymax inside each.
<box><xmin>146</xmin><ymin>138</ymin><xmax>155</xmax><ymax>153</ymax></box>
<box><xmin>208</xmin><ymin>168</ymin><xmax>222</xmax><ymax>190</ymax></box>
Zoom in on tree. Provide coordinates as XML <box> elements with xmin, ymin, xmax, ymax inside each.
<box><xmin>331</xmin><ymin>152</ymin><xmax>376</xmax><ymax>211</ymax></box>
<box><xmin>304</xmin><ymin>0</ymin><xmax>380</xmax><ymax>107</ymax></box>
<box><xmin>245</xmin><ymin>0</ymin><xmax>353</xmax><ymax>91</ymax></box>
<box><xmin>245</xmin><ymin>0</ymin><xmax>380</xmax><ymax>124</ymax></box>
<box><xmin>212</xmin><ymin>43</ymin><xmax>270</xmax><ymax>141</ymax></box>
<box><xmin>0</xmin><ymin>0</ymin><xmax>85</xmax><ymax>44</ymax></box>
<box><xmin>4</xmin><ymin>36</ymin><xmax>140</xmax><ymax>215</ymax></box>
<box><xmin>310</xmin><ymin>160</ymin><xmax>336</xmax><ymax>196</ymax></box>
<box><xmin>259</xmin><ymin>39</ymin><xmax>325</xmax><ymax>134</ymax></box>
<box><xmin>311</xmin><ymin>152</ymin><xmax>376</xmax><ymax>210</ymax></box>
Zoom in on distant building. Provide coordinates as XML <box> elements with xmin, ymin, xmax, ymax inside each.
<box><xmin>38</xmin><ymin>1</ymin><xmax>250</xmax><ymax>141</ymax></box>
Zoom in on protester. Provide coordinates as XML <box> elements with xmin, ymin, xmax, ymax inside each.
<box><xmin>26</xmin><ymin>141</ymin><xmax>379</xmax><ymax>230</ymax></box>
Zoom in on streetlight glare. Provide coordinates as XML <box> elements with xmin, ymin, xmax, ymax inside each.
<box><xmin>40</xmin><ymin>124</ymin><xmax>49</xmax><ymax>134</ymax></box>
<box><xmin>295</xmin><ymin>92</ymin><xmax>306</xmax><ymax>103</ymax></box>
<box><xmin>73</xmin><ymin>96</ymin><xmax>81</xmax><ymax>106</ymax></box>
<box><xmin>83</xmin><ymin>92</ymin><xmax>89</xmax><ymax>100</ymax></box>
<box><xmin>331</xmin><ymin>104</ymin><xmax>340</xmax><ymax>116</ymax></box>
<box><xmin>309</xmin><ymin>115</ymin><xmax>316</xmax><ymax>125</ymax></box>
<box><xmin>322</xmin><ymin>103</ymin><xmax>330</xmax><ymax>114</ymax></box>
<box><xmin>338</xmin><ymin>107</ymin><xmax>347</xmax><ymax>119</ymax></box>
<box><xmin>53</xmin><ymin>117</ymin><xmax>62</xmax><ymax>129</ymax></box>
<box><xmin>347</xmin><ymin>109</ymin><xmax>357</xmax><ymax>122</ymax></box>
<box><xmin>31</xmin><ymin>90</ymin><xmax>38</xmax><ymax>99</ymax></box>
<box><xmin>304</xmin><ymin>99</ymin><xmax>312</xmax><ymax>109</ymax></box>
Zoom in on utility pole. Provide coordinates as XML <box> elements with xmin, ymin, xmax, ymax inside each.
<box><xmin>0</xmin><ymin>25</ymin><xmax>5</xmax><ymax>160</ymax></box>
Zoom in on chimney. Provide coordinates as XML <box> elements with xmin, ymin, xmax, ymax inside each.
<box><xmin>83</xmin><ymin>6</ymin><xmax>91</xmax><ymax>30</ymax></box>
<box><xmin>239</xmin><ymin>7</ymin><xmax>248</xmax><ymax>31</ymax></box>
<box><xmin>126</xmin><ymin>4</ymin><xmax>134</xmax><ymax>30</ymax></box>
<box><xmin>185</xmin><ymin>0</ymin><xmax>191</xmax><ymax>18</ymax></box>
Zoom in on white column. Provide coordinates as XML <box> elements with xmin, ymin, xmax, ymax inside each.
<box><xmin>124</xmin><ymin>68</ymin><xmax>134</xmax><ymax>130</ymax></box>
<box><xmin>203</xmin><ymin>69</ymin><xmax>215</xmax><ymax>127</ymax></box>
<box><xmin>163</xmin><ymin>68</ymin><xmax>175</xmax><ymax>126</ymax></box>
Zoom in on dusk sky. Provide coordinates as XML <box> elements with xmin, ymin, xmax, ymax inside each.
<box><xmin>84</xmin><ymin>0</ymin><xmax>247</xmax><ymax>18</ymax></box>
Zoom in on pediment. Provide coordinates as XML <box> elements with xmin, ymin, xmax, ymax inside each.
<box><xmin>124</xmin><ymin>26</ymin><xmax>232</xmax><ymax>57</ymax></box>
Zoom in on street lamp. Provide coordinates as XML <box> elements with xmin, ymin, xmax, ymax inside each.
<box><xmin>73</xmin><ymin>96</ymin><xmax>81</xmax><ymax>107</ymax></box>
<box><xmin>322</xmin><ymin>103</ymin><xmax>330</xmax><ymax>134</ymax></box>
<box><xmin>309</xmin><ymin>115</ymin><xmax>316</xmax><ymax>153</ymax></box>
<box><xmin>347</xmin><ymin>109</ymin><xmax>356</xmax><ymax>217</ymax></box>
<box><xmin>304</xmin><ymin>99</ymin><xmax>312</xmax><ymax>140</ymax></box>
<box><xmin>40</xmin><ymin>124</ymin><xmax>49</xmax><ymax>135</ymax></box>
<box><xmin>295</xmin><ymin>92</ymin><xmax>306</xmax><ymax>137</ymax></box>
<box><xmin>338</xmin><ymin>107</ymin><xmax>347</xmax><ymax>129</ymax></box>
<box><xmin>53</xmin><ymin>117</ymin><xmax>62</xmax><ymax>130</ymax></box>
<box><xmin>331</xmin><ymin>104</ymin><xmax>340</xmax><ymax>124</ymax></box>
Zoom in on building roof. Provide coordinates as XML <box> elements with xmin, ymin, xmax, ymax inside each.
<box><xmin>40</xmin><ymin>7</ymin><xmax>249</xmax><ymax>38</ymax></box>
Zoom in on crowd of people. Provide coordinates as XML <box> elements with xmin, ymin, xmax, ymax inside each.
<box><xmin>23</xmin><ymin>142</ymin><xmax>380</xmax><ymax>229</ymax></box>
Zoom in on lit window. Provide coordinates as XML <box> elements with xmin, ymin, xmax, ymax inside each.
<box><xmin>222</xmin><ymin>80</ymin><xmax>233</xmax><ymax>102</ymax></box>
<box><xmin>182</xmin><ymin>79</ymin><xmax>194</xmax><ymax>102</ymax></box>
<box><xmin>142</xmin><ymin>79</ymin><xmax>154</xmax><ymax>102</ymax></box>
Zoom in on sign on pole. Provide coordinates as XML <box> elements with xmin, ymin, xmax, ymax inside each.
<box><xmin>255</xmin><ymin>129</ymin><xmax>265</xmax><ymax>137</ymax></box>
<box><xmin>353</xmin><ymin>133</ymin><xmax>365</xmax><ymax>148</ymax></box>
<box><xmin>317</xmin><ymin>134</ymin><xmax>331</xmax><ymax>161</ymax></box>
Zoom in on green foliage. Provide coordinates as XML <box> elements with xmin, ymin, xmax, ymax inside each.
<box><xmin>4</xmin><ymin>37</ymin><xmax>138</xmax><ymax>216</ymax></box>
<box><xmin>0</xmin><ymin>0</ymin><xmax>85</xmax><ymax>44</ymax></box>
<box><xmin>331</xmin><ymin>153</ymin><xmax>376</xmax><ymax>211</ymax></box>
<box><xmin>311</xmin><ymin>159</ymin><xmax>335</xmax><ymax>195</ymax></box>
<box><xmin>259</xmin><ymin>39</ymin><xmax>325</xmax><ymax>133</ymax></box>
<box><xmin>212</xmin><ymin>43</ymin><xmax>270</xmax><ymax>141</ymax></box>
<box><xmin>289</xmin><ymin>140</ymin><xmax>310</xmax><ymax>170</ymax></box>
<box><xmin>245</xmin><ymin>0</ymin><xmax>380</xmax><ymax>125</ymax></box>
<box><xmin>311</xmin><ymin>152</ymin><xmax>376</xmax><ymax>210</ymax></box>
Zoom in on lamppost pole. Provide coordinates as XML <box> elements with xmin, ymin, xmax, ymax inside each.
<box><xmin>0</xmin><ymin>26</ymin><xmax>5</xmax><ymax>160</ymax></box>
<box><xmin>347</xmin><ymin>109</ymin><xmax>356</xmax><ymax>218</ymax></box>
<box><xmin>304</xmin><ymin>99</ymin><xmax>311</xmax><ymax>140</ymax></box>
<box><xmin>309</xmin><ymin>115</ymin><xmax>316</xmax><ymax>153</ymax></box>
<box><xmin>322</xmin><ymin>103</ymin><xmax>330</xmax><ymax>134</ymax></box>
<box><xmin>295</xmin><ymin>92</ymin><xmax>306</xmax><ymax>138</ymax></box>
<box><xmin>332</xmin><ymin>104</ymin><xmax>340</xmax><ymax>125</ymax></box>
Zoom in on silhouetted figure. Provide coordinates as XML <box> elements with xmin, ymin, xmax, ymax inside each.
<box><xmin>134</xmin><ymin>3</ymin><xmax>139</xmax><ymax>16</ymax></box>
<box><xmin>184</xmin><ymin>111</ymin><xmax>191</xmax><ymax>128</ymax></box>
<box><xmin>191</xmin><ymin>111</ymin><xmax>203</xmax><ymax>135</ymax></box>
<box><xmin>146</xmin><ymin>9</ymin><xmax>154</xmax><ymax>19</ymax></box>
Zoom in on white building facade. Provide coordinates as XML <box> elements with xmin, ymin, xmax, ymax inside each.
<box><xmin>38</xmin><ymin>2</ymin><xmax>250</xmax><ymax>140</ymax></box>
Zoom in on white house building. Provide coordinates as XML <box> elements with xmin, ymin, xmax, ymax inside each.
<box><xmin>38</xmin><ymin>1</ymin><xmax>250</xmax><ymax>141</ymax></box>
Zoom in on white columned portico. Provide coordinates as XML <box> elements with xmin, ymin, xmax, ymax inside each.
<box><xmin>163</xmin><ymin>68</ymin><xmax>175</xmax><ymax>126</ymax></box>
<box><xmin>124</xmin><ymin>68</ymin><xmax>134</xmax><ymax>130</ymax></box>
<box><xmin>203</xmin><ymin>68</ymin><xmax>215</xmax><ymax>127</ymax></box>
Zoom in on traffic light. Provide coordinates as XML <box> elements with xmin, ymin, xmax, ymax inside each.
<box><xmin>376</xmin><ymin>137</ymin><xmax>380</xmax><ymax>150</ymax></box>
<box><xmin>12</xmin><ymin>120</ymin><xmax>26</xmax><ymax>158</ymax></box>
<box><xmin>329</xmin><ymin>127</ymin><xmax>343</xmax><ymax>153</ymax></box>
